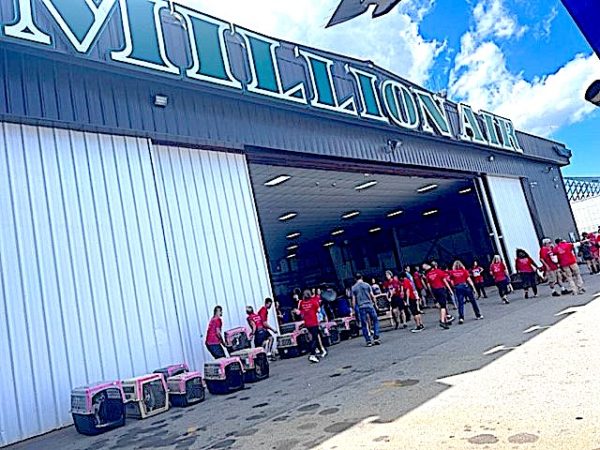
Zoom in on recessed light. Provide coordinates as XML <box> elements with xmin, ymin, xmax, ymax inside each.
<box><xmin>342</xmin><ymin>211</ymin><xmax>360</xmax><ymax>219</ymax></box>
<box><xmin>279</xmin><ymin>212</ymin><xmax>298</xmax><ymax>221</ymax></box>
<box><xmin>287</xmin><ymin>244</ymin><xmax>299</xmax><ymax>251</ymax></box>
<box><xmin>423</xmin><ymin>209</ymin><xmax>439</xmax><ymax>216</ymax></box>
<box><xmin>324</xmin><ymin>241</ymin><xmax>335</xmax><ymax>247</ymax></box>
<box><xmin>369</xmin><ymin>227</ymin><xmax>382</xmax><ymax>233</ymax></box>
<box><xmin>459</xmin><ymin>188</ymin><xmax>473</xmax><ymax>194</ymax></box>
<box><xmin>265</xmin><ymin>175</ymin><xmax>291</xmax><ymax>187</ymax></box>
<box><xmin>331</xmin><ymin>229</ymin><xmax>345</xmax><ymax>236</ymax></box>
<box><xmin>355</xmin><ymin>180</ymin><xmax>378</xmax><ymax>191</ymax></box>
<box><xmin>287</xmin><ymin>253</ymin><xmax>297</xmax><ymax>259</ymax></box>
<box><xmin>286</xmin><ymin>232</ymin><xmax>301</xmax><ymax>239</ymax></box>
<box><xmin>387</xmin><ymin>209</ymin><xmax>404</xmax><ymax>218</ymax></box>
<box><xmin>417</xmin><ymin>184</ymin><xmax>439</xmax><ymax>193</ymax></box>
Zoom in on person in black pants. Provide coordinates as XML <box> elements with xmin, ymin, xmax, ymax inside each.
<box><xmin>297</xmin><ymin>290</ymin><xmax>323</xmax><ymax>363</ymax></box>
<box><xmin>205</xmin><ymin>306</ymin><xmax>227</xmax><ymax>359</ymax></box>
<box><xmin>515</xmin><ymin>249</ymin><xmax>540</xmax><ymax>299</ymax></box>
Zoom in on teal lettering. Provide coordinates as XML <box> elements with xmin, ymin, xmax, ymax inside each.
<box><xmin>412</xmin><ymin>89</ymin><xmax>452</xmax><ymax>137</ymax></box>
<box><xmin>381</xmin><ymin>80</ymin><xmax>419</xmax><ymax>129</ymax></box>
<box><xmin>347</xmin><ymin>67</ymin><xmax>387</xmax><ymax>122</ymax></box>
<box><xmin>458</xmin><ymin>104</ymin><xmax>487</xmax><ymax>145</ymax></box>
<box><xmin>480</xmin><ymin>111</ymin><xmax>502</xmax><ymax>148</ymax></box>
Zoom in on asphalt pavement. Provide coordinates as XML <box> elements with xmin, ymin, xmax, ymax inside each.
<box><xmin>7</xmin><ymin>274</ymin><xmax>600</xmax><ymax>450</ymax></box>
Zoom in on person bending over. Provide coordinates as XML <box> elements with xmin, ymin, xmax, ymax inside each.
<box><xmin>205</xmin><ymin>306</ymin><xmax>227</xmax><ymax>359</ymax></box>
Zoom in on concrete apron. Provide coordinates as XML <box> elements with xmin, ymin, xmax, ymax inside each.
<box><xmin>315</xmin><ymin>294</ymin><xmax>600</xmax><ymax>450</ymax></box>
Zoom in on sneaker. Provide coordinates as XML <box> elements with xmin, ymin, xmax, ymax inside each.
<box><xmin>366</xmin><ymin>341</ymin><xmax>373</xmax><ymax>347</ymax></box>
<box><xmin>552</xmin><ymin>291</ymin><xmax>561</xmax><ymax>297</ymax></box>
<box><xmin>458</xmin><ymin>318</ymin><xmax>464</xmax><ymax>325</ymax></box>
<box><xmin>476</xmin><ymin>315</ymin><xmax>484</xmax><ymax>320</ymax></box>
<box><xmin>418</xmin><ymin>324</ymin><xmax>425</xmax><ymax>330</ymax></box>
<box><xmin>524</xmin><ymin>292</ymin><xmax>529</xmax><ymax>299</ymax></box>
<box><xmin>503</xmin><ymin>298</ymin><xmax>510</xmax><ymax>304</ymax></box>
<box><xmin>439</xmin><ymin>321</ymin><xmax>449</xmax><ymax>330</ymax></box>
<box><xmin>580</xmin><ymin>287</ymin><xmax>586</xmax><ymax>293</ymax></box>
<box><xmin>447</xmin><ymin>315</ymin><xmax>455</xmax><ymax>322</ymax></box>
<box><xmin>394</xmin><ymin>323</ymin><xmax>399</xmax><ymax>330</ymax></box>
<box><xmin>402</xmin><ymin>324</ymin><xmax>408</xmax><ymax>329</ymax></box>
<box><xmin>411</xmin><ymin>327</ymin><xmax>423</xmax><ymax>333</ymax></box>
<box><xmin>309</xmin><ymin>355</ymin><xmax>319</xmax><ymax>363</ymax></box>
<box><xmin>373</xmin><ymin>339</ymin><xmax>381</xmax><ymax>345</ymax></box>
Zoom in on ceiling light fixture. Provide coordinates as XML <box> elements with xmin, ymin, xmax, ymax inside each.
<box><xmin>459</xmin><ymin>188</ymin><xmax>473</xmax><ymax>194</ymax></box>
<box><xmin>287</xmin><ymin>253</ymin><xmax>297</xmax><ymax>259</ymax></box>
<box><xmin>279</xmin><ymin>212</ymin><xmax>298</xmax><ymax>221</ymax></box>
<box><xmin>324</xmin><ymin>241</ymin><xmax>335</xmax><ymax>247</ymax></box>
<box><xmin>331</xmin><ymin>229</ymin><xmax>345</xmax><ymax>236</ymax></box>
<box><xmin>423</xmin><ymin>209</ymin><xmax>439</xmax><ymax>217</ymax></box>
<box><xmin>369</xmin><ymin>227</ymin><xmax>382</xmax><ymax>233</ymax></box>
<box><xmin>355</xmin><ymin>180</ymin><xmax>378</xmax><ymax>191</ymax></box>
<box><xmin>265</xmin><ymin>175</ymin><xmax>291</xmax><ymax>187</ymax></box>
<box><xmin>342</xmin><ymin>211</ymin><xmax>360</xmax><ymax>219</ymax></box>
<box><xmin>286</xmin><ymin>232</ymin><xmax>301</xmax><ymax>239</ymax></box>
<box><xmin>417</xmin><ymin>184</ymin><xmax>439</xmax><ymax>193</ymax></box>
<box><xmin>387</xmin><ymin>209</ymin><xmax>404</xmax><ymax>218</ymax></box>
<box><xmin>287</xmin><ymin>244</ymin><xmax>299</xmax><ymax>251</ymax></box>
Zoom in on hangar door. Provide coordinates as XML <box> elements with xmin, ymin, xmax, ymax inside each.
<box><xmin>486</xmin><ymin>175</ymin><xmax>541</xmax><ymax>270</ymax></box>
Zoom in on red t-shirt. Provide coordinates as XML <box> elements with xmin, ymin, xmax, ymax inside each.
<box><xmin>470</xmin><ymin>267</ymin><xmax>484</xmax><ymax>283</ymax></box>
<box><xmin>298</xmin><ymin>298</ymin><xmax>320</xmax><ymax>327</ymax></box>
<box><xmin>413</xmin><ymin>272</ymin><xmax>424</xmax><ymax>290</ymax></box>
<box><xmin>247</xmin><ymin>313</ymin><xmax>264</xmax><ymax>331</ymax></box>
<box><xmin>384</xmin><ymin>278</ymin><xmax>403</xmax><ymax>298</ymax></box>
<box><xmin>205</xmin><ymin>316</ymin><xmax>222</xmax><ymax>345</ymax></box>
<box><xmin>258</xmin><ymin>306</ymin><xmax>269</xmax><ymax>324</ymax></box>
<box><xmin>555</xmin><ymin>242</ymin><xmax>577</xmax><ymax>267</ymax></box>
<box><xmin>539</xmin><ymin>246</ymin><xmax>559</xmax><ymax>271</ymax></box>
<box><xmin>490</xmin><ymin>262</ymin><xmax>508</xmax><ymax>283</ymax></box>
<box><xmin>515</xmin><ymin>257</ymin><xmax>535</xmax><ymax>273</ymax></box>
<box><xmin>401</xmin><ymin>278</ymin><xmax>417</xmax><ymax>299</ymax></box>
<box><xmin>425</xmin><ymin>268</ymin><xmax>448</xmax><ymax>290</ymax></box>
<box><xmin>448</xmin><ymin>268</ymin><xmax>470</xmax><ymax>285</ymax></box>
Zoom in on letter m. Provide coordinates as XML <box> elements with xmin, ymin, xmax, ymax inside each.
<box><xmin>4</xmin><ymin>0</ymin><xmax>117</xmax><ymax>53</ymax></box>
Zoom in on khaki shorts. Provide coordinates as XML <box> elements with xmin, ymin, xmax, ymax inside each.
<box><xmin>546</xmin><ymin>270</ymin><xmax>559</xmax><ymax>284</ymax></box>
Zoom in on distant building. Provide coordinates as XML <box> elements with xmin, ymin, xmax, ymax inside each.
<box><xmin>565</xmin><ymin>177</ymin><xmax>600</xmax><ymax>233</ymax></box>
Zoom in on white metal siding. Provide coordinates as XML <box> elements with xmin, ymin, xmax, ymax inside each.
<box><xmin>0</xmin><ymin>124</ymin><xmax>271</xmax><ymax>446</ymax></box>
<box><xmin>571</xmin><ymin>197</ymin><xmax>600</xmax><ymax>234</ymax></box>
<box><xmin>151</xmin><ymin>144</ymin><xmax>274</xmax><ymax>373</ymax></box>
<box><xmin>486</xmin><ymin>176</ymin><xmax>541</xmax><ymax>270</ymax></box>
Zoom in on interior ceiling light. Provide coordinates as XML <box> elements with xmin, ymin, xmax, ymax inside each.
<box><xmin>423</xmin><ymin>209</ymin><xmax>439</xmax><ymax>217</ymax></box>
<box><xmin>417</xmin><ymin>184</ymin><xmax>439</xmax><ymax>193</ymax></box>
<box><xmin>331</xmin><ymin>229</ymin><xmax>345</xmax><ymax>236</ymax></box>
<box><xmin>355</xmin><ymin>180</ymin><xmax>378</xmax><ymax>191</ymax></box>
<box><xmin>387</xmin><ymin>209</ymin><xmax>404</xmax><ymax>218</ymax></box>
<box><xmin>459</xmin><ymin>188</ymin><xmax>473</xmax><ymax>194</ymax></box>
<box><xmin>324</xmin><ymin>241</ymin><xmax>335</xmax><ymax>247</ymax></box>
<box><xmin>287</xmin><ymin>253</ymin><xmax>297</xmax><ymax>259</ymax></box>
<box><xmin>279</xmin><ymin>212</ymin><xmax>298</xmax><ymax>221</ymax></box>
<box><xmin>287</xmin><ymin>244</ymin><xmax>299</xmax><ymax>251</ymax></box>
<box><xmin>369</xmin><ymin>227</ymin><xmax>382</xmax><ymax>233</ymax></box>
<box><xmin>342</xmin><ymin>211</ymin><xmax>360</xmax><ymax>219</ymax></box>
<box><xmin>286</xmin><ymin>232</ymin><xmax>301</xmax><ymax>239</ymax></box>
<box><xmin>265</xmin><ymin>175</ymin><xmax>291</xmax><ymax>187</ymax></box>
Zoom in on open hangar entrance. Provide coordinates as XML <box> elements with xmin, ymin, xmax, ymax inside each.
<box><xmin>248</xmin><ymin>155</ymin><xmax>496</xmax><ymax>308</ymax></box>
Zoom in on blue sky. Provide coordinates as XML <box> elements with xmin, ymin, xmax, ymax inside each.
<box><xmin>186</xmin><ymin>0</ymin><xmax>599</xmax><ymax>175</ymax></box>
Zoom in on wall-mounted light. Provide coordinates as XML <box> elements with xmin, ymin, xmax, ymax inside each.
<box><xmin>154</xmin><ymin>94</ymin><xmax>168</xmax><ymax>108</ymax></box>
<box><xmin>386</xmin><ymin>139</ymin><xmax>403</xmax><ymax>153</ymax></box>
<box><xmin>488</xmin><ymin>155</ymin><xmax>495</xmax><ymax>162</ymax></box>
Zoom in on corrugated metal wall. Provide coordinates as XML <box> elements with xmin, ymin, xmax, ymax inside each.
<box><xmin>0</xmin><ymin>123</ymin><xmax>271</xmax><ymax>446</ymax></box>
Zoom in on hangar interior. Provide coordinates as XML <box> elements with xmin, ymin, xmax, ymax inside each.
<box><xmin>249</xmin><ymin>162</ymin><xmax>495</xmax><ymax>302</ymax></box>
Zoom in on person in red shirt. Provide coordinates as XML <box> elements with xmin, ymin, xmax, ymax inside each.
<box><xmin>399</xmin><ymin>273</ymin><xmax>424</xmax><ymax>332</ymax></box>
<box><xmin>449</xmin><ymin>260</ymin><xmax>483</xmax><ymax>324</ymax></box>
<box><xmin>297</xmin><ymin>289</ymin><xmax>322</xmax><ymax>363</ymax></box>
<box><xmin>412</xmin><ymin>269</ymin><xmax>428</xmax><ymax>308</ymax></box>
<box><xmin>470</xmin><ymin>261</ymin><xmax>487</xmax><ymax>299</ymax></box>
<box><xmin>257</xmin><ymin>298</ymin><xmax>278</xmax><ymax>358</ymax></box>
<box><xmin>588</xmin><ymin>232</ymin><xmax>600</xmax><ymax>272</ymax></box>
<box><xmin>423</xmin><ymin>262</ymin><xmax>454</xmax><ymax>329</ymax></box>
<box><xmin>515</xmin><ymin>249</ymin><xmax>540</xmax><ymax>299</ymax></box>
<box><xmin>490</xmin><ymin>255</ymin><xmax>511</xmax><ymax>304</ymax></box>
<box><xmin>205</xmin><ymin>306</ymin><xmax>227</xmax><ymax>359</ymax></box>
<box><xmin>554</xmin><ymin>238</ymin><xmax>585</xmax><ymax>295</ymax></box>
<box><xmin>539</xmin><ymin>238</ymin><xmax>565</xmax><ymax>297</ymax></box>
<box><xmin>384</xmin><ymin>270</ymin><xmax>408</xmax><ymax>329</ymax></box>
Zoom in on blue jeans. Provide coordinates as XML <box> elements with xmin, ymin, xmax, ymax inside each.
<box><xmin>455</xmin><ymin>284</ymin><xmax>481</xmax><ymax>319</ymax></box>
<box><xmin>358</xmin><ymin>306</ymin><xmax>380</xmax><ymax>343</ymax></box>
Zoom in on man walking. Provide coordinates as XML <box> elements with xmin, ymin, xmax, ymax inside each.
<box><xmin>352</xmin><ymin>273</ymin><xmax>381</xmax><ymax>347</ymax></box>
<box><xmin>539</xmin><ymin>239</ymin><xmax>565</xmax><ymax>296</ymax></box>
<box><xmin>257</xmin><ymin>298</ymin><xmax>278</xmax><ymax>359</ymax></box>
<box><xmin>555</xmin><ymin>238</ymin><xmax>585</xmax><ymax>295</ymax></box>
<box><xmin>298</xmin><ymin>290</ymin><xmax>322</xmax><ymax>363</ymax></box>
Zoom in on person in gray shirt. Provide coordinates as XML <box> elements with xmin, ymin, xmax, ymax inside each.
<box><xmin>351</xmin><ymin>273</ymin><xmax>381</xmax><ymax>346</ymax></box>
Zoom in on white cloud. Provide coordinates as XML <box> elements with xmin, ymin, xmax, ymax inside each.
<box><xmin>176</xmin><ymin>0</ymin><xmax>444</xmax><ymax>86</ymax></box>
<box><xmin>449</xmin><ymin>0</ymin><xmax>600</xmax><ymax>137</ymax></box>
<box><xmin>472</xmin><ymin>0</ymin><xmax>527</xmax><ymax>40</ymax></box>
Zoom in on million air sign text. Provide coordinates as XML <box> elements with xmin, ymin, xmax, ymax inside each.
<box><xmin>2</xmin><ymin>0</ymin><xmax>522</xmax><ymax>152</ymax></box>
